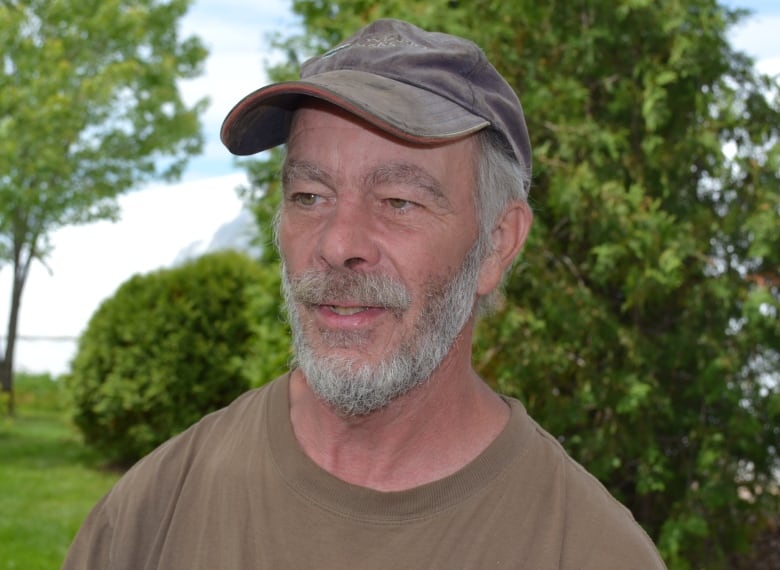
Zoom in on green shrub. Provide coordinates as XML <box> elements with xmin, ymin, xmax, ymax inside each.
<box><xmin>67</xmin><ymin>250</ymin><xmax>280</xmax><ymax>466</ymax></box>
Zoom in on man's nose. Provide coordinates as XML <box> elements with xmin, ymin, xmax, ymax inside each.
<box><xmin>316</xmin><ymin>198</ymin><xmax>380</xmax><ymax>270</ymax></box>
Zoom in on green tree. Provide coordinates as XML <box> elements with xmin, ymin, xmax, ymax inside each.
<box><xmin>0</xmin><ymin>0</ymin><xmax>208</xmax><ymax>414</ymax></box>
<box><xmin>237</xmin><ymin>156</ymin><xmax>293</xmax><ymax>388</ymax></box>
<box><xmin>67</xmin><ymin>250</ymin><xmax>280</xmax><ymax>466</ymax></box>
<box><xmin>241</xmin><ymin>1</ymin><xmax>780</xmax><ymax>568</ymax></box>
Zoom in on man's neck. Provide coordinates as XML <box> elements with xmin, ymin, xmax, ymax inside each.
<box><xmin>288</xmin><ymin>353</ymin><xmax>510</xmax><ymax>492</ymax></box>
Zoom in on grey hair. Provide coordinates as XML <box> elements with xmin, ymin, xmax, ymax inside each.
<box><xmin>472</xmin><ymin>128</ymin><xmax>531</xmax><ymax>315</ymax></box>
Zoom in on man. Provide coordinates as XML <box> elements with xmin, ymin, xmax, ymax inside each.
<box><xmin>64</xmin><ymin>19</ymin><xmax>666</xmax><ymax>569</ymax></box>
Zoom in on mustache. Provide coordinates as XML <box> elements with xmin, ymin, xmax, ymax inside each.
<box><xmin>286</xmin><ymin>268</ymin><xmax>412</xmax><ymax>311</ymax></box>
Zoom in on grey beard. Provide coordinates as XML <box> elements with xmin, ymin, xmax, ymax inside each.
<box><xmin>282</xmin><ymin>241</ymin><xmax>483</xmax><ymax>417</ymax></box>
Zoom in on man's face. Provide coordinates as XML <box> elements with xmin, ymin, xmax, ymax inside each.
<box><xmin>277</xmin><ymin>103</ymin><xmax>488</xmax><ymax>415</ymax></box>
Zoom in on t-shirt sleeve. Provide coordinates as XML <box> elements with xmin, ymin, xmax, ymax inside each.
<box><xmin>559</xmin><ymin>464</ymin><xmax>667</xmax><ymax>570</ymax></box>
<box><xmin>576</xmin><ymin>510</ymin><xmax>667</xmax><ymax>569</ymax></box>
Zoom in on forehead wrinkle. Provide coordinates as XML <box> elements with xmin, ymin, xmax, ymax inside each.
<box><xmin>363</xmin><ymin>161</ymin><xmax>451</xmax><ymax>208</ymax></box>
<box><xmin>282</xmin><ymin>158</ymin><xmax>334</xmax><ymax>190</ymax></box>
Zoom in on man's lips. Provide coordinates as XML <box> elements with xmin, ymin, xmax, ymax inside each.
<box><xmin>309</xmin><ymin>303</ymin><xmax>389</xmax><ymax>324</ymax></box>
<box><xmin>326</xmin><ymin>305</ymin><xmax>371</xmax><ymax>316</ymax></box>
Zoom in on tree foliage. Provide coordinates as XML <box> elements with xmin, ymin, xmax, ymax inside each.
<box><xmin>242</xmin><ymin>1</ymin><xmax>780</xmax><ymax>568</ymax></box>
<box><xmin>67</xmin><ymin>251</ymin><xmax>280</xmax><ymax>466</ymax></box>
<box><xmin>0</xmin><ymin>0</ymin><xmax>208</xmax><ymax>413</ymax></box>
<box><xmin>237</xmin><ymin>158</ymin><xmax>294</xmax><ymax>388</ymax></box>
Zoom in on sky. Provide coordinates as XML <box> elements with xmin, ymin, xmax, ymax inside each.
<box><xmin>1</xmin><ymin>0</ymin><xmax>779</xmax><ymax>376</ymax></box>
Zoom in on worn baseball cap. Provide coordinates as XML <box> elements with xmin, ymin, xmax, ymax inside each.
<box><xmin>220</xmin><ymin>18</ymin><xmax>531</xmax><ymax>174</ymax></box>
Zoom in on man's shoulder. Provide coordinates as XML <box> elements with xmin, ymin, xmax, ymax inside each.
<box><xmin>505</xmin><ymin>398</ymin><xmax>666</xmax><ymax>569</ymax></box>
<box><xmin>107</xmin><ymin>376</ymin><xmax>285</xmax><ymax>510</ymax></box>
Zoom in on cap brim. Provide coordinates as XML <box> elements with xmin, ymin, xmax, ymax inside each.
<box><xmin>220</xmin><ymin>69</ymin><xmax>490</xmax><ymax>155</ymax></box>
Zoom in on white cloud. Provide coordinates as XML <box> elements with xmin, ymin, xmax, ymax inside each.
<box><xmin>178</xmin><ymin>0</ymin><xmax>299</xmax><ymax>178</ymax></box>
<box><xmin>1</xmin><ymin>173</ymin><xmax>247</xmax><ymax>375</ymax></box>
<box><xmin>730</xmin><ymin>13</ymin><xmax>780</xmax><ymax>65</ymax></box>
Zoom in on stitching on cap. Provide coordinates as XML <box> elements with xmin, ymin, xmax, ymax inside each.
<box><xmin>356</xmin><ymin>34</ymin><xmax>419</xmax><ymax>49</ymax></box>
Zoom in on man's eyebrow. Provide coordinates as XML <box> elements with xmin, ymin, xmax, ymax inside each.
<box><xmin>281</xmin><ymin>159</ymin><xmax>334</xmax><ymax>190</ymax></box>
<box><xmin>364</xmin><ymin>162</ymin><xmax>450</xmax><ymax>206</ymax></box>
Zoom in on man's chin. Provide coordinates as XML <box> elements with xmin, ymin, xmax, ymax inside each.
<box><xmin>307</xmin><ymin>378</ymin><xmax>414</xmax><ymax>418</ymax></box>
<box><xmin>296</xmin><ymin>322</ymin><xmax>371</xmax><ymax>350</ymax></box>
<box><xmin>295</xmin><ymin>348</ymin><xmax>424</xmax><ymax>417</ymax></box>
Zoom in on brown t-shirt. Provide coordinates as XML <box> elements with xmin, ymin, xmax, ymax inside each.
<box><xmin>63</xmin><ymin>374</ymin><xmax>666</xmax><ymax>569</ymax></box>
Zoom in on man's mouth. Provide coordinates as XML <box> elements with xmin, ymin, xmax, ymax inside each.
<box><xmin>288</xmin><ymin>268</ymin><xmax>412</xmax><ymax>319</ymax></box>
<box><xmin>326</xmin><ymin>305</ymin><xmax>371</xmax><ymax>316</ymax></box>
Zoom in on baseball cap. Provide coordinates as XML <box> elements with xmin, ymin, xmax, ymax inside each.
<box><xmin>220</xmin><ymin>18</ymin><xmax>531</xmax><ymax>174</ymax></box>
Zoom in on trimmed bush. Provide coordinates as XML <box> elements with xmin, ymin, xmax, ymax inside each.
<box><xmin>67</xmin><ymin>250</ymin><xmax>279</xmax><ymax>466</ymax></box>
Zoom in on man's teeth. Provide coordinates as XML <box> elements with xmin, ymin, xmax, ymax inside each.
<box><xmin>329</xmin><ymin>305</ymin><xmax>368</xmax><ymax>316</ymax></box>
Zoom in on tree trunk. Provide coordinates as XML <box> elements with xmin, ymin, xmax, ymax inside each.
<box><xmin>1</xmin><ymin>271</ymin><xmax>25</xmax><ymax>416</ymax></box>
<box><xmin>0</xmin><ymin>357</ymin><xmax>14</xmax><ymax>417</ymax></box>
<box><xmin>2</xmin><ymin>235</ymin><xmax>32</xmax><ymax>417</ymax></box>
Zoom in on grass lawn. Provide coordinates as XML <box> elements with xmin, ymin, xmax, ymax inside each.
<box><xmin>0</xmin><ymin>375</ymin><xmax>120</xmax><ymax>570</ymax></box>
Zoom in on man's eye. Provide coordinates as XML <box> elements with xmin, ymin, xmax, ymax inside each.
<box><xmin>292</xmin><ymin>193</ymin><xmax>318</xmax><ymax>206</ymax></box>
<box><xmin>386</xmin><ymin>198</ymin><xmax>412</xmax><ymax>209</ymax></box>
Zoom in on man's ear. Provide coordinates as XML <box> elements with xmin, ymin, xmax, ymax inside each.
<box><xmin>477</xmin><ymin>201</ymin><xmax>533</xmax><ymax>296</ymax></box>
